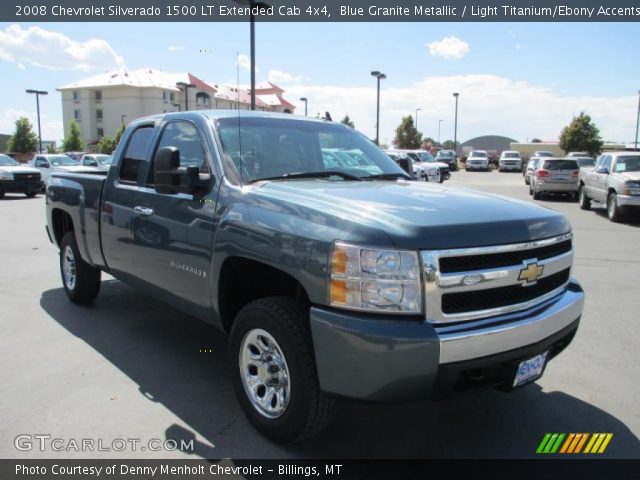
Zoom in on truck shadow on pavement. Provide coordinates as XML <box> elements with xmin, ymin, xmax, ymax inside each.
<box><xmin>41</xmin><ymin>280</ymin><xmax>640</xmax><ymax>459</ymax></box>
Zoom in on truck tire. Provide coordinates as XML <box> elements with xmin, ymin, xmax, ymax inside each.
<box><xmin>229</xmin><ymin>296</ymin><xmax>336</xmax><ymax>444</ymax></box>
<box><xmin>607</xmin><ymin>192</ymin><xmax>623</xmax><ymax>223</ymax></box>
<box><xmin>60</xmin><ymin>232</ymin><xmax>101</xmax><ymax>304</ymax></box>
<box><xmin>533</xmin><ymin>190</ymin><xmax>541</xmax><ymax>200</ymax></box>
<box><xmin>578</xmin><ymin>185</ymin><xmax>591</xmax><ymax>210</ymax></box>
<box><xmin>0</xmin><ymin>184</ymin><xmax>4</xmax><ymax>199</ymax></box>
<box><xmin>25</xmin><ymin>191</ymin><xmax>37</xmax><ymax>198</ymax></box>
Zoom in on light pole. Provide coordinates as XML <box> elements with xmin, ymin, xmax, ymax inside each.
<box><xmin>371</xmin><ymin>71</ymin><xmax>386</xmax><ymax>145</ymax></box>
<box><xmin>415</xmin><ymin>108</ymin><xmax>421</xmax><ymax>130</ymax></box>
<box><xmin>438</xmin><ymin>119</ymin><xmax>443</xmax><ymax>144</ymax></box>
<box><xmin>121</xmin><ymin>114</ymin><xmax>127</xmax><ymax>125</ymax></box>
<box><xmin>26</xmin><ymin>89</ymin><xmax>48</xmax><ymax>153</ymax></box>
<box><xmin>300</xmin><ymin>97</ymin><xmax>308</xmax><ymax>116</ymax></box>
<box><xmin>635</xmin><ymin>89</ymin><xmax>640</xmax><ymax>151</ymax></box>
<box><xmin>453</xmin><ymin>93</ymin><xmax>459</xmax><ymax>155</ymax></box>
<box><xmin>176</xmin><ymin>82</ymin><xmax>196</xmax><ymax>111</ymax></box>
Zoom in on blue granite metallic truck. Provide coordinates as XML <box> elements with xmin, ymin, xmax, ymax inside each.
<box><xmin>45</xmin><ymin>111</ymin><xmax>584</xmax><ymax>443</ymax></box>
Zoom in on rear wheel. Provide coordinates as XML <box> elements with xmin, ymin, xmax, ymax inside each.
<box><xmin>25</xmin><ymin>191</ymin><xmax>37</xmax><ymax>198</ymax></box>
<box><xmin>607</xmin><ymin>192</ymin><xmax>623</xmax><ymax>223</ymax></box>
<box><xmin>230</xmin><ymin>296</ymin><xmax>336</xmax><ymax>444</ymax></box>
<box><xmin>578</xmin><ymin>185</ymin><xmax>591</xmax><ymax>210</ymax></box>
<box><xmin>60</xmin><ymin>232</ymin><xmax>101</xmax><ymax>304</ymax></box>
<box><xmin>533</xmin><ymin>190</ymin><xmax>542</xmax><ymax>200</ymax></box>
<box><xmin>0</xmin><ymin>184</ymin><xmax>4</xmax><ymax>199</ymax></box>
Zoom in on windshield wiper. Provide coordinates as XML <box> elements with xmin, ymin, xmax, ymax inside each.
<box><xmin>249</xmin><ymin>170</ymin><xmax>363</xmax><ymax>183</ymax></box>
<box><xmin>364</xmin><ymin>172</ymin><xmax>411</xmax><ymax>180</ymax></box>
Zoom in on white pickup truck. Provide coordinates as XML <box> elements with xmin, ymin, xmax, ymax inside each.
<box><xmin>578</xmin><ymin>151</ymin><xmax>640</xmax><ymax>222</ymax></box>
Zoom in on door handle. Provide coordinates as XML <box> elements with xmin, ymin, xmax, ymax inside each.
<box><xmin>133</xmin><ymin>206</ymin><xmax>154</xmax><ymax>216</ymax></box>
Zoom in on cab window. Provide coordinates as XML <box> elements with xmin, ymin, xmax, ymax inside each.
<box><xmin>119</xmin><ymin>126</ymin><xmax>154</xmax><ymax>183</ymax></box>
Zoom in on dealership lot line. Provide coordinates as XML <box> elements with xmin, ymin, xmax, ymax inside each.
<box><xmin>0</xmin><ymin>172</ymin><xmax>638</xmax><ymax>459</ymax></box>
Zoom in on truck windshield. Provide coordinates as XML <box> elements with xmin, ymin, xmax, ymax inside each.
<box><xmin>214</xmin><ymin>117</ymin><xmax>406</xmax><ymax>183</ymax></box>
<box><xmin>615</xmin><ymin>156</ymin><xmax>640</xmax><ymax>172</ymax></box>
<box><xmin>49</xmin><ymin>156</ymin><xmax>77</xmax><ymax>167</ymax></box>
<box><xmin>0</xmin><ymin>155</ymin><xmax>18</xmax><ymax>166</ymax></box>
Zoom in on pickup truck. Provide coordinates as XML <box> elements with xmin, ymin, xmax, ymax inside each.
<box><xmin>578</xmin><ymin>151</ymin><xmax>640</xmax><ymax>222</ymax></box>
<box><xmin>46</xmin><ymin>111</ymin><xmax>585</xmax><ymax>443</ymax></box>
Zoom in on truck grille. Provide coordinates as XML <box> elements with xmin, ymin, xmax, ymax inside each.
<box><xmin>14</xmin><ymin>172</ymin><xmax>41</xmax><ymax>183</ymax></box>
<box><xmin>422</xmin><ymin>233</ymin><xmax>573</xmax><ymax>323</ymax></box>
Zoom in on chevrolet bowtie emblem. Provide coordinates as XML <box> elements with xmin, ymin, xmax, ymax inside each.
<box><xmin>519</xmin><ymin>261</ymin><xmax>544</xmax><ymax>285</ymax></box>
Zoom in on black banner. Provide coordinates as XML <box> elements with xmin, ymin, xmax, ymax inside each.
<box><xmin>3</xmin><ymin>0</ymin><xmax>640</xmax><ymax>22</ymax></box>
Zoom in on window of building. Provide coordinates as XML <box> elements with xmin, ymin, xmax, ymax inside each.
<box><xmin>196</xmin><ymin>92</ymin><xmax>211</xmax><ymax>106</ymax></box>
<box><xmin>74</xmin><ymin>110</ymin><xmax>81</xmax><ymax>121</ymax></box>
<box><xmin>95</xmin><ymin>90</ymin><xmax>102</xmax><ymax>103</ymax></box>
<box><xmin>163</xmin><ymin>91</ymin><xmax>168</xmax><ymax>102</ymax></box>
<box><xmin>97</xmin><ymin>128</ymin><xmax>104</xmax><ymax>138</ymax></box>
<box><xmin>169</xmin><ymin>92</ymin><xmax>175</xmax><ymax>102</ymax></box>
<box><xmin>96</xmin><ymin>109</ymin><xmax>103</xmax><ymax>120</ymax></box>
<box><xmin>73</xmin><ymin>91</ymin><xmax>79</xmax><ymax>101</ymax></box>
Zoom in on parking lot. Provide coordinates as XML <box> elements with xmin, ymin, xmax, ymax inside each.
<box><xmin>1</xmin><ymin>170</ymin><xmax>639</xmax><ymax>459</ymax></box>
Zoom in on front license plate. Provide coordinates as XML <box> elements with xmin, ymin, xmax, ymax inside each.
<box><xmin>513</xmin><ymin>351</ymin><xmax>549</xmax><ymax>387</ymax></box>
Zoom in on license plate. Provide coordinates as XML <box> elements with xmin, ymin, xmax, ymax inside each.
<box><xmin>554</xmin><ymin>175</ymin><xmax>569</xmax><ymax>180</ymax></box>
<box><xmin>513</xmin><ymin>351</ymin><xmax>549</xmax><ymax>387</ymax></box>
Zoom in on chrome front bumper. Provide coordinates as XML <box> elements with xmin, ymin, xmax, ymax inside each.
<box><xmin>436</xmin><ymin>280</ymin><xmax>584</xmax><ymax>363</ymax></box>
<box><xmin>616</xmin><ymin>194</ymin><xmax>640</xmax><ymax>207</ymax></box>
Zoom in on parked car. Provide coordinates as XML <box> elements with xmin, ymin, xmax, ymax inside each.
<box><xmin>386</xmin><ymin>150</ymin><xmax>441</xmax><ymax>182</ymax></box>
<box><xmin>384</xmin><ymin>151</ymin><xmax>417</xmax><ymax>179</ymax></box>
<box><xmin>529</xmin><ymin>158</ymin><xmax>580</xmax><ymax>200</ymax></box>
<box><xmin>435</xmin><ymin>149</ymin><xmax>458</xmax><ymax>171</ymax></box>
<box><xmin>80</xmin><ymin>154</ymin><xmax>114</xmax><ymax>172</ymax></box>
<box><xmin>64</xmin><ymin>151</ymin><xmax>87</xmax><ymax>161</ymax></box>
<box><xmin>465</xmin><ymin>150</ymin><xmax>490</xmax><ymax>171</ymax></box>
<box><xmin>45</xmin><ymin>110</ymin><xmax>584</xmax><ymax>443</ymax></box>
<box><xmin>575</xmin><ymin>157</ymin><xmax>596</xmax><ymax>169</ymax></box>
<box><xmin>533</xmin><ymin>150</ymin><xmax>555</xmax><ymax>158</ymax></box>
<box><xmin>407</xmin><ymin>150</ymin><xmax>450</xmax><ymax>182</ymax></box>
<box><xmin>524</xmin><ymin>157</ymin><xmax>542</xmax><ymax>185</ymax></box>
<box><xmin>578</xmin><ymin>151</ymin><xmax>640</xmax><ymax>222</ymax></box>
<box><xmin>0</xmin><ymin>154</ymin><xmax>43</xmax><ymax>199</ymax></box>
<box><xmin>567</xmin><ymin>151</ymin><xmax>589</xmax><ymax>158</ymax></box>
<box><xmin>32</xmin><ymin>154</ymin><xmax>113</xmax><ymax>188</ymax></box>
<box><xmin>498</xmin><ymin>151</ymin><xmax>523</xmax><ymax>172</ymax></box>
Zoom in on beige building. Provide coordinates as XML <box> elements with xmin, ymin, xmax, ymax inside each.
<box><xmin>57</xmin><ymin>69</ymin><xmax>295</xmax><ymax>149</ymax></box>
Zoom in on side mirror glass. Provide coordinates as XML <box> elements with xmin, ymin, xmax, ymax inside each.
<box><xmin>596</xmin><ymin>166</ymin><xmax>609</xmax><ymax>174</ymax></box>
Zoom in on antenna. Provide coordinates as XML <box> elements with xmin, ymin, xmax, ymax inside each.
<box><xmin>236</xmin><ymin>52</ymin><xmax>244</xmax><ymax>187</ymax></box>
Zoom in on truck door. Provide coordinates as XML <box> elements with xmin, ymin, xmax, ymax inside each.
<box><xmin>126</xmin><ymin>119</ymin><xmax>218</xmax><ymax>314</ymax></box>
<box><xmin>589</xmin><ymin>154</ymin><xmax>611</xmax><ymax>203</ymax></box>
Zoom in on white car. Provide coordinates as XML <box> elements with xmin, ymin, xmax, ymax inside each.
<box><xmin>31</xmin><ymin>154</ymin><xmax>98</xmax><ymax>187</ymax></box>
<box><xmin>466</xmin><ymin>150</ymin><xmax>490</xmax><ymax>171</ymax></box>
<box><xmin>0</xmin><ymin>154</ymin><xmax>43</xmax><ymax>199</ymax></box>
<box><xmin>498</xmin><ymin>151</ymin><xmax>523</xmax><ymax>172</ymax></box>
<box><xmin>80</xmin><ymin>154</ymin><xmax>113</xmax><ymax>172</ymax></box>
<box><xmin>385</xmin><ymin>150</ymin><xmax>441</xmax><ymax>182</ymax></box>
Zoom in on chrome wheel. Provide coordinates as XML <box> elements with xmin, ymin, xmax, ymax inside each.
<box><xmin>62</xmin><ymin>245</ymin><xmax>77</xmax><ymax>291</ymax></box>
<box><xmin>239</xmin><ymin>328</ymin><xmax>290</xmax><ymax>419</ymax></box>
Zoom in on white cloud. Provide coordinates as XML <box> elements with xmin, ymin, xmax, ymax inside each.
<box><xmin>0</xmin><ymin>24</ymin><xmax>124</xmax><ymax>71</ymax></box>
<box><xmin>236</xmin><ymin>54</ymin><xmax>258</xmax><ymax>72</ymax></box>
<box><xmin>427</xmin><ymin>36</ymin><xmax>470</xmax><ymax>60</ymax></box>
<box><xmin>283</xmin><ymin>74</ymin><xmax>637</xmax><ymax>145</ymax></box>
<box><xmin>268</xmin><ymin>69</ymin><xmax>305</xmax><ymax>84</ymax></box>
<box><xmin>168</xmin><ymin>45</ymin><xmax>184</xmax><ymax>52</ymax></box>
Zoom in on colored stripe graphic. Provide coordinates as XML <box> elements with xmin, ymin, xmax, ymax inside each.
<box><xmin>538</xmin><ymin>433</ymin><xmax>613</xmax><ymax>454</ymax></box>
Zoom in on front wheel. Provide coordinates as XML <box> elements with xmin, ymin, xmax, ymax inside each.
<box><xmin>607</xmin><ymin>192</ymin><xmax>623</xmax><ymax>223</ymax></box>
<box><xmin>60</xmin><ymin>232</ymin><xmax>101</xmax><ymax>304</ymax></box>
<box><xmin>230</xmin><ymin>297</ymin><xmax>336</xmax><ymax>444</ymax></box>
<box><xmin>25</xmin><ymin>191</ymin><xmax>37</xmax><ymax>198</ymax></box>
<box><xmin>578</xmin><ymin>185</ymin><xmax>591</xmax><ymax>210</ymax></box>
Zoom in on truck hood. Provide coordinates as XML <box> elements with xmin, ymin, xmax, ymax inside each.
<box><xmin>415</xmin><ymin>161</ymin><xmax>448</xmax><ymax>170</ymax></box>
<box><xmin>51</xmin><ymin>165</ymin><xmax>96</xmax><ymax>173</ymax></box>
<box><xmin>616</xmin><ymin>171</ymin><xmax>640</xmax><ymax>181</ymax></box>
<box><xmin>248</xmin><ymin>180</ymin><xmax>571</xmax><ymax>250</ymax></box>
<box><xmin>0</xmin><ymin>165</ymin><xmax>40</xmax><ymax>174</ymax></box>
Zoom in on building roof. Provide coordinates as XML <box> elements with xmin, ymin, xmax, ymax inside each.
<box><xmin>58</xmin><ymin>68</ymin><xmax>214</xmax><ymax>92</ymax></box>
<box><xmin>213</xmin><ymin>84</ymin><xmax>268</xmax><ymax>108</ymax></box>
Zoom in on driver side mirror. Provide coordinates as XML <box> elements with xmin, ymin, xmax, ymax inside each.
<box><xmin>153</xmin><ymin>146</ymin><xmax>211</xmax><ymax>195</ymax></box>
<box><xmin>596</xmin><ymin>166</ymin><xmax>609</xmax><ymax>174</ymax></box>
<box><xmin>41</xmin><ymin>162</ymin><xmax>50</xmax><ymax>168</ymax></box>
<box><xmin>86</xmin><ymin>160</ymin><xmax>98</xmax><ymax>167</ymax></box>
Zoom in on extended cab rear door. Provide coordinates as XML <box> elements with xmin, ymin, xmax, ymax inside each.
<box><xmin>587</xmin><ymin>154</ymin><xmax>611</xmax><ymax>203</ymax></box>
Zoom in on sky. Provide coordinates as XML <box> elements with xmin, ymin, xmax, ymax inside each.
<box><xmin>1</xmin><ymin>21</ymin><xmax>639</xmax><ymax>146</ymax></box>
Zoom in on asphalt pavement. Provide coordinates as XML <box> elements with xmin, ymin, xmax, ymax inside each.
<box><xmin>1</xmin><ymin>170</ymin><xmax>638</xmax><ymax>459</ymax></box>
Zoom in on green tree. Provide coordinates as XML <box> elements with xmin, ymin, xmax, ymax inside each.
<box><xmin>46</xmin><ymin>143</ymin><xmax>56</xmax><ymax>154</ymax></box>
<box><xmin>340</xmin><ymin>115</ymin><xmax>355</xmax><ymax>128</ymax></box>
<box><xmin>7</xmin><ymin>117</ymin><xmax>38</xmax><ymax>153</ymax></box>
<box><xmin>442</xmin><ymin>139</ymin><xmax>456</xmax><ymax>150</ymax></box>
<box><xmin>531</xmin><ymin>138</ymin><xmax>542</xmax><ymax>143</ymax></box>
<box><xmin>62</xmin><ymin>119</ymin><xmax>84</xmax><ymax>151</ymax></box>
<box><xmin>97</xmin><ymin>135</ymin><xmax>117</xmax><ymax>154</ymax></box>
<box><xmin>559</xmin><ymin>112</ymin><xmax>603</xmax><ymax>156</ymax></box>
<box><xmin>393</xmin><ymin>116</ymin><xmax>422</xmax><ymax>149</ymax></box>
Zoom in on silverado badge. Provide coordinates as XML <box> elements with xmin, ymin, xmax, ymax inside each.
<box><xmin>518</xmin><ymin>261</ymin><xmax>544</xmax><ymax>286</ymax></box>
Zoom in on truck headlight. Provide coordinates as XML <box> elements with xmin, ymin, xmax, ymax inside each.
<box><xmin>623</xmin><ymin>181</ymin><xmax>640</xmax><ymax>195</ymax></box>
<box><xmin>329</xmin><ymin>242</ymin><xmax>422</xmax><ymax>314</ymax></box>
<box><xmin>0</xmin><ymin>171</ymin><xmax>14</xmax><ymax>180</ymax></box>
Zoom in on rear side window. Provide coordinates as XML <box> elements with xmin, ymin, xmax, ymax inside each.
<box><xmin>543</xmin><ymin>160</ymin><xmax>578</xmax><ymax>170</ymax></box>
<box><xmin>119</xmin><ymin>126</ymin><xmax>154</xmax><ymax>183</ymax></box>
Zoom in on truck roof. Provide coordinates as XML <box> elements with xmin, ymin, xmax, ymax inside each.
<box><xmin>130</xmin><ymin>109</ymin><xmax>331</xmax><ymax>126</ymax></box>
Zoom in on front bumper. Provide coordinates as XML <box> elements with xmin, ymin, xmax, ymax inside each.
<box><xmin>310</xmin><ymin>279</ymin><xmax>583</xmax><ymax>402</ymax></box>
<box><xmin>616</xmin><ymin>194</ymin><xmax>640</xmax><ymax>207</ymax></box>
<box><xmin>500</xmin><ymin>163</ymin><xmax>522</xmax><ymax>171</ymax></box>
<box><xmin>0</xmin><ymin>178</ymin><xmax>44</xmax><ymax>193</ymax></box>
<box><xmin>466</xmin><ymin>162</ymin><xmax>488</xmax><ymax>170</ymax></box>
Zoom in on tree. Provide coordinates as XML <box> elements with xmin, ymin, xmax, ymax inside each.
<box><xmin>97</xmin><ymin>135</ymin><xmax>117</xmax><ymax>154</ymax></box>
<box><xmin>62</xmin><ymin>119</ymin><xmax>84</xmax><ymax>151</ymax></box>
<box><xmin>393</xmin><ymin>116</ymin><xmax>422</xmax><ymax>149</ymax></box>
<box><xmin>340</xmin><ymin>115</ymin><xmax>355</xmax><ymax>128</ymax></box>
<box><xmin>531</xmin><ymin>138</ymin><xmax>542</xmax><ymax>143</ymax></box>
<box><xmin>559</xmin><ymin>112</ymin><xmax>603</xmax><ymax>155</ymax></box>
<box><xmin>442</xmin><ymin>139</ymin><xmax>456</xmax><ymax>149</ymax></box>
<box><xmin>7</xmin><ymin>117</ymin><xmax>38</xmax><ymax>153</ymax></box>
<box><xmin>46</xmin><ymin>143</ymin><xmax>56</xmax><ymax>154</ymax></box>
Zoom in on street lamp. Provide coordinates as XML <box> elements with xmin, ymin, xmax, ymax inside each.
<box><xmin>438</xmin><ymin>119</ymin><xmax>443</xmax><ymax>144</ymax></box>
<box><xmin>176</xmin><ymin>82</ymin><xmax>196</xmax><ymax>111</ymax></box>
<box><xmin>300</xmin><ymin>97</ymin><xmax>308</xmax><ymax>116</ymax></box>
<box><xmin>453</xmin><ymin>93</ymin><xmax>459</xmax><ymax>155</ymax></box>
<box><xmin>25</xmin><ymin>89</ymin><xmax>48</xmax><ymax>153</ymax></box>
<box><xmin>121</xmin><ymin>114</ymin><xmax>127</xmax><ymax>125</ymax></box>
<box><xmin>371</xmin><ymin>70</ymin><xmax>387</xmax><ymax>145</ymax></box>
<box><xmin>635</xmin><ymin>89</ymin><xmax>640</xmax><ymax>151</ymax></box>
<box><xmin>415</xmin><ymin>108</ymin><xmax>421</xmax><ymax>130</ymax></box>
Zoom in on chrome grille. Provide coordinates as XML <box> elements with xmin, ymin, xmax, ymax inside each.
<box><xmin>422</xmin><ymin>233</ymin><xmax>573</xmax><ymax>324</ymax></box>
